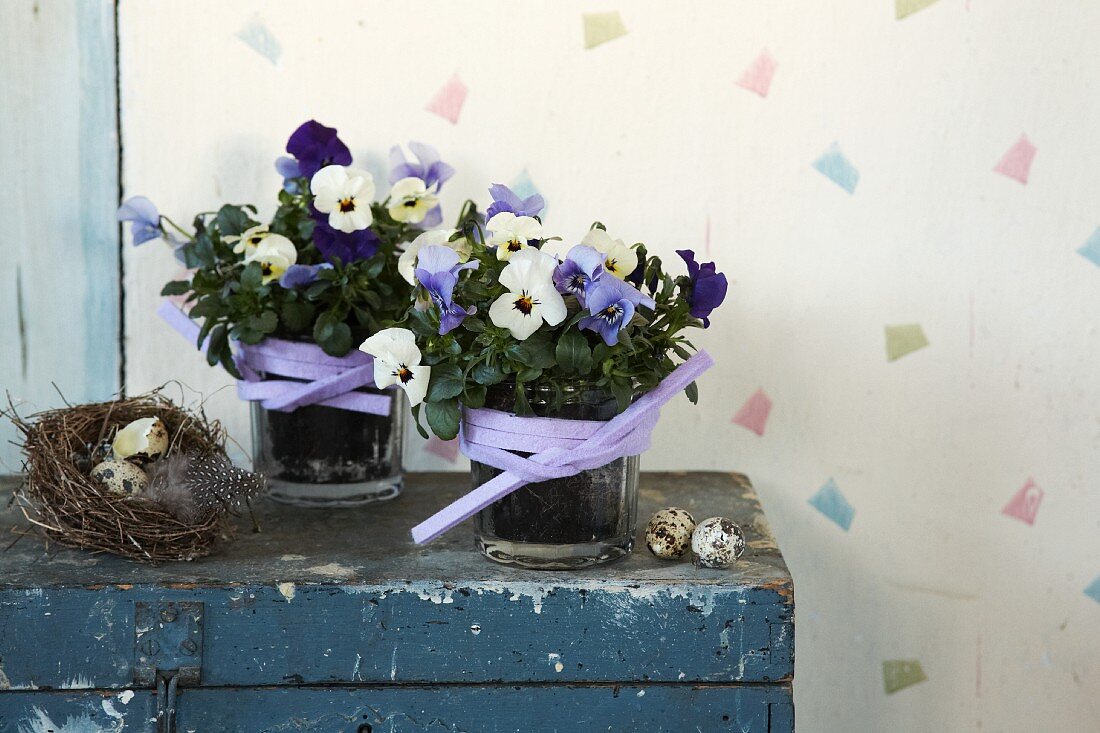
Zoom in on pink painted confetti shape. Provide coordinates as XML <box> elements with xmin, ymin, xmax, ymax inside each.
<box><xmin>735</xmin><ymin>49</ymin><xmax>777</xmax><ymax>98</ymax></box>
<box><xmin>993</xmin><ymin>134</ymin><xmax>1036</xmax><ymax>184</ymax></box>
<box><xmin>425</xmin><ymin>74</ymin><xmax>468</xmax><ymax>125</ymax></box>
<box><xmin>732</xmin><ymin>389</ymin><xmax>772</xmax><ymax>436</ymax></box>
<box><xmin>425</xmin><ymin>435</ymin><xmax>460</xmax><ymax>463</ymax></box>
<box><xmin>1001</xmin><ymin>477</ymin><xmax>1044</xmax><ymax>525</ymax></box>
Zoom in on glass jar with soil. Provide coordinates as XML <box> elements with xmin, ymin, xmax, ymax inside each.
<box><xmin>252</xmin><ymin>385</ymin><xmax>405</xmax><ymax>507</ymax></box>
<box><xmin>471</xmin><ymin>381</ymin><xmax>639</xmax><ymax>569</ymax></box>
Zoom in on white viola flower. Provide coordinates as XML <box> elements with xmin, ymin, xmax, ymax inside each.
<box><xmin>387</xmin><ymin>177</ymin><xmax>439</xmax><ymax>224</ymax></box>
<box><xmin>581</xmin><ymin>228</ymin><xmax>638</xmax><ymax>280</ymax></box>
<box><xmin>359</xmin><ymin>328</ymin><xmax>430</xmax><ymax>407</ymax></box>
<box><xmin>244</xmin><ymin>234</ymin><xmax>297</xmax><ymax>284</ymax></box>
<box><xmin>488</xmin><ymin>248</ymin><xmax>567</xmax><ymax>341</ymax></box>
<box><xmin>486</xmin><ymin>212</ymin><xmax>543</xmax><ymax>261</ymax></box>
<box><xmin>226</xmin><ymin>224</ymin><xmax>271</xmax><ymax>257</ymax></box>
<box><xmin>310</xmin><ymin>165</ymin><xmax>376</xmax><ymax>233</ymax></box>
<box><xmin>397</xmin><ymin>228</ymin><xmax>470</xmax><ymax>285</ymax></box>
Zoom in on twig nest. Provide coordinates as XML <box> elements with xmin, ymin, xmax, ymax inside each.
<box><xmin>645</xmin><ymin>507</ymin><xmax>696</xmax><ymax>559</ymax></box>
<box><xmin>90</xmin><ymin>460</ymin><xmax>149</xmax><ymax>496</ymax></box>
<box><xmin>113</xmin><ymin>416</ymin><xmax>169</xmax><ymax>460</ymax></box>
<box><xmin>691</xmin><ymin>517</ymin><xmax>746</xmax><ymax>569</ymax></box>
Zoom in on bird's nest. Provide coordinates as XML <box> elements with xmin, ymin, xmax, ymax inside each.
<box><xmin>4</xmin><ymin>390</ymin><xmax>264</xmax><ymax>563</ymax></box>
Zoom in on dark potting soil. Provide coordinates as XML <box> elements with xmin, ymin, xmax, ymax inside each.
<box><xmin>258</xmin><ymin>402</ymin><xmax>396</xmax><ymax>484</ymax></box>
<box><xmin>473</xmin><ymin>384</ymin><xmax>635</xmax><ymax>544</ymax></box>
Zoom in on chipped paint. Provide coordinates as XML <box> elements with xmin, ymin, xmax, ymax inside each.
<box><xmin>0</xmin><ymin>660</ymin><xmax>10</xmax><ymax>689</ymax></box>
<box><xmin>117</xmin><ymin>690</ymin><xmax>134</xmax><ymax>704</ymax></box>
<box><xmin>19</xmin><ymin>707</ymin><xmax>121</xmax><ymax>733</ymax></box>
<box><xmin>305</xmin><ymin>562</ymin><xmax>355</xmax><ymax>578</ymax></box>
<box><xmin>61</xmin><ymin>674</ymin><xmax>93</xmax><ymax>689</ymax></box>
<box><xmin>276</xmin><ymin>582</ymin><xmax>296</xmax><ymax>602</ymax></box>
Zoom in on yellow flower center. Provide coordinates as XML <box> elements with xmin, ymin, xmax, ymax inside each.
<box><xmin>396</xmin><ymin>366</ymin><xmax>414</xmax><ymax>384</ymax></box>
<box><xmin>338</xmin><ymin>198</ymin><xmax>356</xmax><ymax>212</ymax></box>
<box><xmin>507</xmin><ymin>239</ymin><xmax>524</xmax><ymax>252</ymax></box>
<box><xmin>513</xmin><ymin>294</ymin><xmax>535</xmax><ymax>315</ymax></box>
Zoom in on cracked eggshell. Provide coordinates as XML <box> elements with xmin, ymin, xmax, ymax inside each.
<box><xmin>112</xmin><ymin>417</ymin><xmax>169</xmax><ymax>460</ymax></box>
<box><xmin>90</xmin><ymin>460</ymin><xmax>149</xmax><ymax>496</ymax></box>
<box><xmin>691</xmin><ymin>516</ymin><xmax>746</xmax><ymax>569</ymax></box>
<box><xmin>645</xmin><ymin>507</ymin><xmax>696</xmax><ymax>559</ymax></box>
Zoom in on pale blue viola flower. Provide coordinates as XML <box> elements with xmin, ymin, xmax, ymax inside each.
<box><xmin>278</xmin><ymin>262</ymin><xmax>333</xmax><ymax>289</ymax></box>
<box><xmin>414</xmin><ymin>244</ymin><xmax>479</xmax><ymax>335</ymax></box>
<box><xmin>552</xmin><ymin>244</ymin><xmax>605</xmax><ymax>307</ymax></box>
<box><xmin>486</xmin><ymin>183</ymin><xmax>544</xmax><ymax>220</ymax></box>
<box><xmin>117</xmin><ymin>196</ymin><xmax>162</xmax><ymax>245</ymax></box>
<box><xmin>578</xmin><ymin>277</ymin><xmax>655</xmax><ymax>346</ymax></box>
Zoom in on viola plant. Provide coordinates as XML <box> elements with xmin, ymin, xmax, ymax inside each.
<box><xmin>120</xmin><ymin>121</ymin><xmax>462</xmax><ymax>376</ymax></box>
<box><xmin>360</xmin><ymin>184</ymin><xmax>729</xmax><ymax>440</ymax></box>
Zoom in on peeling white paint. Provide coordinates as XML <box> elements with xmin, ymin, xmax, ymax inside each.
<box><xmin>547</xmin><ymin>652</ymin><xmax>564</xmax><ymax>673</ymax></box>
<box><xmin>61</xmin><ymin>674</ymin><xmax>93</xmax><ymax>689</ymax></box>
<box><xmin>279</xmin><ymin>553</ymin><xmax>306</xmax><ymax>561</ymax></box>
<box><xmin>19</xmin><ymin>707</ymin><xmax>122</xmax><ymax>733</ymax></box>
<box><xmin>416</xmin><ymin>587</ymin><xmax>455</xmax><ymax>605</ymax></box>
<box><xmin>637</xmin><ymin>689</ymin><xmax>646</xmax><ymax>697</ymax></box>
<box><xmin>101</xmin><ymin>699</ymin><xmax>122</xmax><ymax>720</ymax></box>
<box><xmin>276</xmin><ymin>582</ymin><xmax>296</xmax><ymax>603</ymax></box>
<box><xmin>306</xmin><ymin>562</ymin><xmax>355</xmax><ymax>577</ymax></box>
<box><xmin>351</xmin><ymin>652</ymin><xmax>362</xmax><ymax>681</ymax></box>
<box><xmin>117</xmin><ymin>690</ymin><xmax>134</xmax><ymax>704</ymax></box>
<box><xmin>390</xmin><ymin>647</ymin><xmax>398</xmax><ymax>681</ymax></box>
<box><xmin>0</xmin><ymin>661</ymin><xmax>10</xmax><ymax>690</ymax></box>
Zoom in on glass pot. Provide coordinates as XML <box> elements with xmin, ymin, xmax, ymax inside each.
<box><xmin>471</xmin><ymin>382</ymin><xmax>640</xmax><ymax>569</ymax></box>
<box><xmin>251</xmin><ymin>387</ymin><xmax>405</xmax><ymax>507</ymax></box>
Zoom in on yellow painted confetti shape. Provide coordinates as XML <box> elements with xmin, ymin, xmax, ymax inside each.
<box><xmin>885</xmin><ymin>324</ymin><xmax>929</xmax><ymax>362</ymax></box>
<box><xmin>883</xmin><ymin>659</ymin><xmax>927</xmax><ymax>694</ymax></box>
<box><xmin>583</xmin><ymin>11</ymin><xmax>628</xmax><ymax>49</ymax></box>
<box><xmin>896</xmin><ymin>0</ymin><xmax>940</xmax><ymax>20</ymax></box>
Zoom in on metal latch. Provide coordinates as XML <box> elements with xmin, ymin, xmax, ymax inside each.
<box><xmin>134</xmin><ymin>601</ymin><xmax>204</xmax><ymax>733</ymax></box>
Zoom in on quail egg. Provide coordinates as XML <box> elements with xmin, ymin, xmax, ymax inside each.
<box><xmin>645</xmin><ymin>507</ymin><xmax>696</xmax><ymax>559</ymax></box>
<box><xmin>691</xmin><ymin>516</ymin><xmax>746</xmax><ymax>569</ymax></box>
<box><xmin>90</xmin><ymin>460</ymin><xmax>149</xmax><ymax>496</ymax></box>
<box><xmin>112</xmin><ymin>417</ymin><xmax>169</xmax><ymax>461</ymax></box>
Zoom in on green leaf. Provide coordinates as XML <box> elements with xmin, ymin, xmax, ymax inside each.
<box><xmin>610</xmin><ymin>377</ymin><xmax>634</xmax><ymax>413</ymax></box>
<box><xmin>684</xmin><ymin>380</ymin><xmax>699</xmax><ymax>405</ymax></box>
<box><xmin>160</xmin><ymin>280</ymin><xmax>191</xmax><ymax>296</ymax></box>
<box><xmin>313</xmin><ymin>314</ymin><xmax>352</xmax><ymax>356</ymax></box>
<box><xmin>427</xmin><ymin>363</ymin><xmax>465</xmax><ymax>401</ymax></box>
<box><xmin>515</xmin><ymin>367</ymin><xmax>542</xmax><ymax>383</ymax></box>
<box><xmin>462</xmin><ymin>318</ymin><xmax>486</xmax><ymax>333</ymax></box>
<box><xmin>215</xmin><ymin>204</ymin><xmax>256</xmax><ymax>237</ymax></box>
<box><xmin>250</xmin><ymin>310</ymin><xmax>278</xmax><ymax>334</ymax></box>
<box><xmin>206</xmin><ymin>324</ymin><xmax>228</xmax><ymax>367</ymax></box>
<box><xmin>240</xmin><ymin>262</ymin><xmax>263</xmax><ymax>291</ymax></box>
<box><xmin>280</xmin><ymin>300</ymin><xmax>315</xmax><ymax>332</ymax></box>
<box><xmin>410</xmin><ymin>404</ymin><xmax>430</xmax><ymax>440</ymax></box>
<box><xmin>425</xmin><ymin>398</ymin><xmax>461</xmax><ymax>440</ymax></box>
<box><xmin>555</xmin><ymin>330</ymin><xmax>593</xmax><ymax>375</ymax></box>
<box><xmin>463</xmin><ymin>384</ymin><xmax>487</xmax><ymax>408</ymax></box>
<box><xmin>471</xmin><ymin>361</ymin><xmax>506</xmax><ymax>386</ymax></box>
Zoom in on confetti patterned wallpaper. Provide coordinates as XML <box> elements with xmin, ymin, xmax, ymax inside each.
<box><xmin>119</xmin><ymin>1</ymin><xmax>1100</xmax><ymax>729</ymax></box>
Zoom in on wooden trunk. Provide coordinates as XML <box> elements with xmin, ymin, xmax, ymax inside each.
<box><xmin>0</xmin><ymin>472</ymin><xmax>794</xmax><ymax>732</ymax></box>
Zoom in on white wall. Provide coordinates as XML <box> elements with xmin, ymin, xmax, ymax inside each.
<box><xmin>120</xmin><ymin>1</ymin><xmax>1100</xmax><ymax>730</ymax></box>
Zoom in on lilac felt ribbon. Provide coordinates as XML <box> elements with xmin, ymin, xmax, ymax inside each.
<box><xmin>410</xmin><ymin>349</ymin><xmax>715</xmax><ymax>544</ymax></box>
<box><xmin>157</xmin><ymin>301</ymin><xmax>391</xmax><ymax>415</ymax></box>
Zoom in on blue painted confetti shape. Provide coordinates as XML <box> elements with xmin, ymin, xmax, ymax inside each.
<box><xmin>1076</xmin><ymin>228</ymin><xmax>1100</xmax><ymax>267</ymax></box>
<box><xmin>808</xmin><ymin>478</ymin><xmax>855</xmax><ymax>531</ymax></box>
<box><xmin>237</xmin><ymin>16</ymin><xmax>282</xmax><ymax>66</ymax></box>
<box><xmin>1084</xmin><ymin>575</ymin><xmax>1100</xmax><ymax>605</ymax></box>
<box><xmin>510</xmin><ymin>169</ymin><xmax>547</xmax><ymax>216</ymax></box>
<box><xmin>812</xmin><ymin>143</ymin><xmax>859</xmax><ymax>194</ymax></box>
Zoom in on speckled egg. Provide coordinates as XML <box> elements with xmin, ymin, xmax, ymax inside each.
<box><xmin>112</xmin><ymin>416</ymin><xmax>169</xmax><ymax>461</ymax></box>
<box><xmin>691</xmin><ymin>517</ymin><xmax>746</xmax><ymax>569</ymax></box>
<box><xmin>645</xmin><ymin>507</ymin><xmax>696</xmax><ymax>559</ymax></box>
<box><xmin>90</xmin><ymin>460</ymin><xmax>149</xmax><ymax>496</ymax></box>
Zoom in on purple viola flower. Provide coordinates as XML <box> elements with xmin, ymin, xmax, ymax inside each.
<box><xmin>553</xmin><ymin>245</ymin><xmax>605</xmax><ymax>307</ymax></box>
<box><xmin>285</xmin><ymin>120</ymin><xmax>352</xmax><ymax>180</ymax></box>
<box><xmin>389</xmin><ymin>142</ymin><xmax>454</xmax><ymax>229</ymax></box>
<box><xmin>578</xmin><ymin>277</ymin><xmax>656</xmax><ymax>346</ymax></box>
<box><xmin>275</xmin><ymin>156</ymin><xmax>302</xmax><ymax>194</ymax></box>
<box><xmin>278</xmin><ymin>262</ymin><xmax>333</xmax><ymax>288</ymax></box>
<box><xmin>676</xmin><ymin>250</ymin><xmax>727</xmax><ymax>328</ymax></box>
<box><xmin>414</xmin><ymin>244</ymin><xmax>479</xmax><ymax>335</ymax></box>
<box><xmin>117</xmin><ymin>196</ymin><xmax>162</xmax><ymax>245</ymax></box>
<box><xmin>485</xmin><ymin>183</ymin><xmax>545</xmax><ymax>220</ymax></box>
<box><xmin>312</xmin><ymin>219</ymin><xmax>380</xmax><ymax>265</ymax></box>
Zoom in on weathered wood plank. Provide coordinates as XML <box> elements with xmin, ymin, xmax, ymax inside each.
<box><xmin>0</xmin><ymin>473</ymin><xmax>793</xmax><ymax>688</ymax></box>
<box><xmin>0</xmin><ymin>0</ymin><xmax>120</xmax><ymax>474</ymax></box>
<box><xmin>0</xmin><ymin>684</ymin><xmax>794</xmax><ymax>732</ymax></box>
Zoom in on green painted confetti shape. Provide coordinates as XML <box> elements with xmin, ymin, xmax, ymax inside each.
<box><xmin>896</xmin><ymin>0</ymin><xmax>940</xmax><ymax>20</ymax></box>
<box><xmin>883</xmin><ymin>659</ymin><xmax>927</xmax><ymax>694</ymax></box>
<box><xmin>885</xmin><ymin>324</ymin><xmax>929</xmax><ymax>362</ymax></box>
<box><xmin>583</xmin><ymin>11</ymin><xmax>628</xmax><ymax>49</ymax></box>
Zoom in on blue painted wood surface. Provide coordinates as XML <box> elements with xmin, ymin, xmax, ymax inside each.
<box><xmin>0</xmin><ymin>0</ymin><xmax>120</xmax><ymax>474</ymax></box>
<box><xmin>0</xmin><ymin>473</ymin><xmax>794</xmax><ymax>730</ymax></box>
<box><xmin>0</xmin><ymin>686</ymin><xmax>794</xmax><ymax>732</ymax></box>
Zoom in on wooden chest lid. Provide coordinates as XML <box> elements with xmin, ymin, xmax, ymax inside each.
<box><xmin>0</xmin><ymin>472</ymin><xmax>793</xmax><ymax>689</ymax></box>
